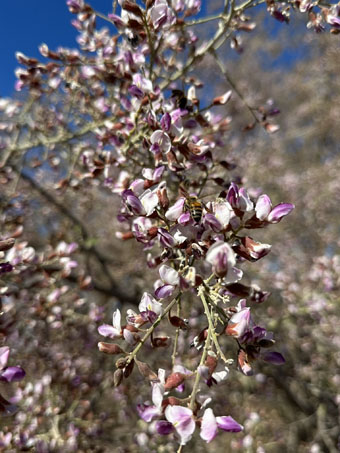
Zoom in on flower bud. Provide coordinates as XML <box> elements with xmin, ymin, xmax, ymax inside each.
<box><xmin>123</xmin><ymin>359</ymin><xmax>135</xmax><ymax>378</ymax></box>
<box><xmin>98</xmin><ymin>342</ymin><xmax>124</xmax><ymax>355</ymax></box>
<box><xmin>0</xmin><ymin>238</ymin><xmax>15</xmax><ymax>251</ymax></box>
<box><xmin>169</xmin><ymin>316</ymin><xmax>188</xmax><ymax>330</ymax></box>
<box><xmin>152</xmin><ymin>336</ymin><xmax>171</xmax><ymax>348</ymax></box>
<box><xmin>116</xmin><ymin>357</ymin><xmax>129</xmax><ymax>369</ymax></box>
<box><xmin>164</xmin><ymin>372</ymin><xmax>187</xmax><ymax>390</ymax></box>
<box><xmin>113</xmin><ymin>369</ymin><xmax>124</xmax><ymax>387</ymax></box>
<box><xmin>136</xmin><ymin>360</ymin><xmax>158</xmax><ymax>381</ymax></box>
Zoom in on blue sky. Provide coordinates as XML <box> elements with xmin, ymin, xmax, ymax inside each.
<box><xmin>0</xmin><ymin>0</ymin><xmax>113</xmax><ymax>97</ymax></box>
<box><xmin>0</xmin><ymin>1</ymin><xmax>303</xmax><ymax>98</ymax></box>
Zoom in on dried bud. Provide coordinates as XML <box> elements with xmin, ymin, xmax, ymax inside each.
<box><xmin>0</xmin><ymin>238</ymin><xmax>15</xmax><ymax>252</ymax></box>
<box><xmin>152</xmin><ymin>336</ymin><xmax>171</xmax><ymax>348</ymax></box>
<box><xmin>114</xmin><ymin>369</ymin><xmax>124</xmax><ymax>387</ymax></box>
<box><xmin>147</xmin><ymin>226</ymin><xmax>158</xmax><ymax>238</ymax></box>
<box><xmin>169</xmin><ymin>316</ymin><xmax>188</xmax><ymax>330</ymax></box>
<box><xmin>116</xmin><ymin>357</ymin><xmax>129</xmax><ymax>369</ymax></box>
<box><xmin>146</xmin><ymin>0</ymin><xmax>156</xmax><ymax>9</ymax></box>
<box><xmin>164</xmin><ymin>372</ymin><xmax>187</xmax><ymax>390</ymax></box>
<box><xmin>205</xmin><ymin>352</ymin><xmax>218</xmax><ymax>375</ymax></box>
<box><xmin>98</xmin><ymin>342</ymin><xmax>124</xmax><ymax>355</ymax></box>
<box><xmin>123</xmin><ymin>359</ymin><xmax>135</xmax><ymax>378</ymax></box>
<box><xmin>232</xmin><ymin>236</ymin><xmax>271</xmax><ymax>262</ymax></box>
<box><xmin>158</xmin><ymin>187</ymin><xmax>169</xmax><ymax>210</ymax></box>
<box><xmin>136</xmin><ymin>360</ymin><xmax>158</xmax><ymax>381</ymax></box>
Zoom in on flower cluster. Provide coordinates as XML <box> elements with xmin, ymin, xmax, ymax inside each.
<box><xmin>2</xmin><ymin>0</ymin><xmax>338</xmax><ymax>449</ymax></box>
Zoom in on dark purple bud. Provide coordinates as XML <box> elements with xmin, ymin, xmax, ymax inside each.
<box><xmin>156</xmin><ymin>420</ymin><xmax>175</xmax><ymax>435</ymax></box>
<box><xmin>0</xmin><ymin>263</ymin><xmax>13</xmax><ymax>274</ymax></box>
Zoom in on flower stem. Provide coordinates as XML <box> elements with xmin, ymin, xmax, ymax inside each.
<box><xmin>126</xmin><ymin>295</ymin><xmax>180</xmax><ymax>365</ymax></box>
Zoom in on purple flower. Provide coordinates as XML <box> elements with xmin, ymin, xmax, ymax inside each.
<box><xmin>140</xmin><ymin>187</ymin><xmax>161</xmax><ymax>216</ymax></box>
<box><xmin>122</xmin><ymin>190</ymin><xmax>145</xmax><ymax>215</ymax></box>
<box><xmin>67</xmin><ymin>0</ymin><xmax>84</xmax><ymax>14</ymax></box>
<box><xmin>200</xmin><ymin>408</ymin><xmax>243</xmax><ymax>443</ymax></box>
<box><xmin>137</xmin><ymin>403</ymin><xmax>161</xmax><ymax>422</ymax></box>
<box><xmin>0</xmin><ymin>347</ymin><xmax>25</xmax><ymax>383</ymax></box>
<box><xmin>157</xmin><ymin>228</ymin><xmax>175</xmax><ymax>248</ymax></box>
<box><xmin>160</xmin><ymin>112</ymin><xmax>171</xmax><ymax>132</ymax></box>
<box><xmin>227</xmin><ymin>183</ymin><xmax>253</xmax><ymax>212</ymax></box>
<box><xmin>139</xmin><ymin>292</ymin><xmax>163</xmax><ymax>318</ymax></box>
<box><xmin>150</xmin><ymin>130</ymin><xmax>172</xmax><ymax>154</ymax></box>
<box><xmin>203</xmin><ymin>213</ymin><xmax>222</xmax><ymax>233</ymax></box>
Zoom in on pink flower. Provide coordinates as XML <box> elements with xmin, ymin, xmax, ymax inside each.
<box><xmin>255</xmin><ymin>194</ymin><xmax>294</xmax><ymax>223</ymax></box>
<box><xmin>165</xmin><ymin>405</ymin><xmax>196</xmax><ymax>445</ymax></box>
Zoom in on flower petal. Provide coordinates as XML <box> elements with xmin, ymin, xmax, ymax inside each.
<box><xmin>159</xmin><ymin>265</ymin><xmax>179</xmax><ymax>286</ymax></box>
<box><xmin>261</xmin><ymin>351</ymin><xmax>285</xmax><ymax>365</ymax></box>
<box><xmin>0</xmin><ymin>346</ymin><xmax>10</xmax><ymax>369</ymax></box>
<box><xmin>216</xmin><ymin>415</ymin><xmax>243</xmax><ymax>432</ymax></box>
<box><xmin>200</xmin><ymin>408</ymin><xmax>218</xmax><ymax>443</ymax></box>
<box><xmin>98</xmin><ymin>324</ymin><xmax>120</xmax><ymax>339</ymax></box>
<box><xmin>267</xmin><ymin>203</ymin><xmax>295</xmax><ymax>223</ymax></box>
<box><xmin>0</xmin><ymin>366</ymin><xmax>25</xmax><ymax>383</ymax></box>
<box><xmin>255</xmin><ymin>194</ymin><xmax>272</xmax><ymax>220</ymax></box>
